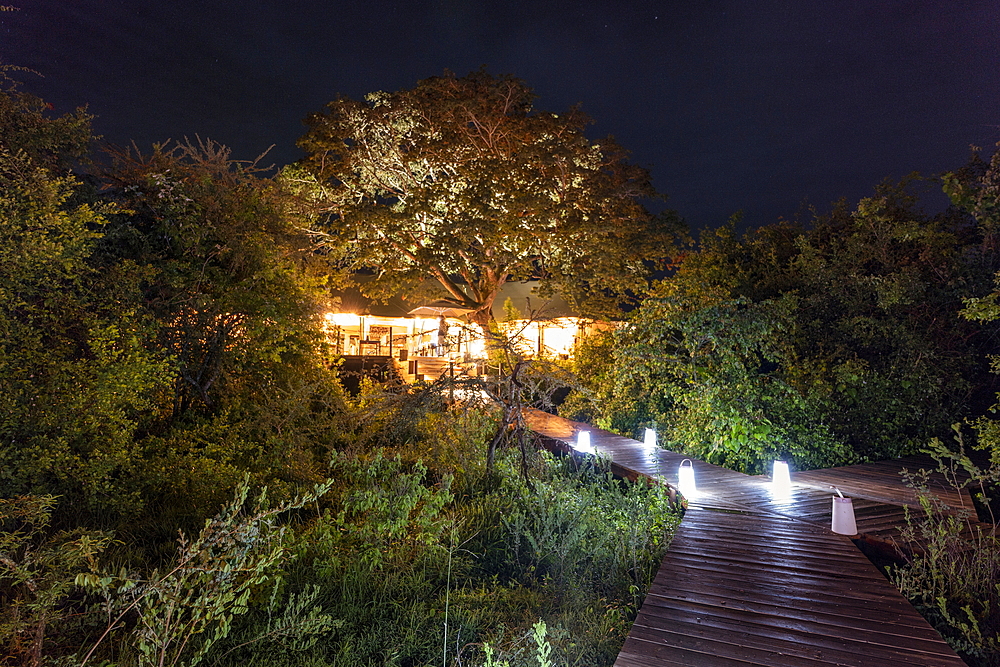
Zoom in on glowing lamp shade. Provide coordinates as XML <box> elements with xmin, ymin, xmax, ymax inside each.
<box><xmin>677</xmin><ymin>459</ymin><xmax>697</xmax><ymax>497</ymax></box>
<box><xmin>644</xmin><ymin>428</ymin><xmax>657</xmax><ymax>449</ymax></box>
<box><xmin>772</xmin><ymin>460</ymin><xmax>791</xmax><ymax>491</ymax></box>
<box><xmin>576</xmin><ymin>430</ymin><xmax>594</xmax><ymax>454</ymax></box>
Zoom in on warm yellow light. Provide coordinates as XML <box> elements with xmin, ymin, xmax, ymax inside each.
<box><xmin>326</xmin><ymin>312</ymin><xmax>361</xmax><ymax>327</ymax></box>
<box><xmin>466</xmin><ymin>334</ymin><xmax>486</xmax><ymax>359</ymax></box>
<box><xmin>498</xmin><ymin>317</ymin><xmax>582</xmax><ymax>358</ymax></box>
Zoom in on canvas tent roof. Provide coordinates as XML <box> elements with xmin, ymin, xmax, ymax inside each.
<box><xmin>492</xmin><ymin>282</ymin><xmax>576</xmax><ymax>321</ymax></box>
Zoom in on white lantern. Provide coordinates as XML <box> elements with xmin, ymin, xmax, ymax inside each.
<box><xmin>831</xmin><ymin>491</ymin><xmax>858</xmax><ymax>535</ymax></box>
<box><xmin>576</xmin><ymin>430</ymin><xmax>594</xmax><ymax>454</ymax></box>
<box><xmin>644</xmin><ymin>427</ymin><xmax>656</xmax><ymax>449</ymax></box>
<box><xmin>772</xmin><ymin>460</ymin><xmax>791</xmax><ymax>491</ymax></box>
<box><xmin>677</xmin><ymin>459</ymin><xmax>697</xmax><ymax>498</ymax></box>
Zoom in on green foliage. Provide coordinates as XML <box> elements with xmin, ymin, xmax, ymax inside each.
<box><xmin>482</xmin><ymin>620</ymin><xmax>555</xmax><ymax>667</ymax></box>
<box><xmin>328</xmin><ymin>450</ymin><xmax>454</xmax><ymax>567</ymax></box>
<box><xmin>1</xmin><ymin>127</ymin><xmax>345</xmax><ymax>531</ymax></box>
<box><xmin>210</xmin><ymin>583</ymin><xmax>341</xmax><ymax>664</ymax></box>
<box><xmin>200</xmin><ymin>428</ymin><xmax>677</xmax><ymax>667</ymax></box>
<box><xmin>99</xmin><ymin>138</ymin><xmax>331</xmax><ymax>416</ymax></box>
<box><xmin>502</xmin><ymin>455</ymin><xmax>679</xmax><ymax>604</ymax></box>
<box><xmin>79</xmin><ymin>476</ymin><xmax>333</xmax><ymax>667</ymax></box>
<box><xmin>293</xmin><ymin>69</ymin><xmax>685</xmax><ymax>328</ymax></box>
<box><xmin>0</xmin><ymin>495</ymin><xmax>112</xmax><ymax>667</ymax></box>
<box><xmin>889</xmin><ymin>148</ymin><xmax>1000</xmax><ymax>665</ymax></box>
<box><xmin>0</xmin><ymin>86</ymin><xmax>176</xmax><ymax>518</ymax></box>
<box><xmin>403</xmin><ymin>407</ymin><xmax>500</xmax><ymax>492</ymax></box>
<box><xmin>570</xmin><ymin>174</ymin><xmax>1000</xmax><ymax>471</ymax></box>
<box><xmin>0</xmin><ymin>83</ymin><xmax>92</xmax><ymax>171</ymax></box>
<box><xmin>891</xmin><ymin>434</ymin><xmax>1000</xmax><ymax>666</ymax></box>
<box><xmin>0</xmin><ymin>80</ymin><xmax>677</xmax><ymax>667</ymax></box>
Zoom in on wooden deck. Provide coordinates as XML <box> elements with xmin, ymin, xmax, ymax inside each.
<box><xmin>793</xmin><ymin>456</ymin><xmax>973</xmax><ymax>511</ymax></box>
<box><xmin>522</xmin><ymin>409</ymin><xmax>971</xmax><ymax>667</ymax></box>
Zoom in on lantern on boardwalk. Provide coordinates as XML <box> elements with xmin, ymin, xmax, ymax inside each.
<box><xmin>831</xmin><ymin>488</ymin><xmax>857</xmax><ymax>535</ymax></box>
<box><xmin>772</xmin><ymin>460</ymin><xmax>791</xmax><ymax>491</ymax></box>
<box><xmin>678</xmin><ymin>459</ymin><xmax>697</xmax><ymax>498</ymax></box>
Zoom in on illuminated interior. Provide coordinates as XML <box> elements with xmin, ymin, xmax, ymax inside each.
<box><xmin>500</xmin><ymin>317</ymin><xmax>612</xmax><ymax>360</ymax></box>
<box><xmin>322</xmin><ymin>309</ymin><xmax>610</xmax><ymax>383</ymax></box>
<box><xmin>323</xmin><ymin>280</ymin><xmax>613</xmax><ymax>382</ymax></box>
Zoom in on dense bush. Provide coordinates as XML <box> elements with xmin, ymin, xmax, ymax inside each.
<box><xmin>890</xmin><ymin>150</ymin><xmax>1000</xmax><ymax>665</ymax></box>
<box><xmin>0</xmin><ymin>87</ymin><xmax>679</xmax><ymax>663</ymax></box>
<box><xmin>567</xmin><ymin>171</ymin><xmax>1000</xmax><ymax>473</ymax></box>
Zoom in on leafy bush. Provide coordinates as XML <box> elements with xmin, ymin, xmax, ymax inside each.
<box><xmin>891</xmin><ymin>434</ymin><xmax>1000</xmax><ymax>666</ymax></box>
<box><xmin>502</xmin><ymin>454</ymin><xmax>678</xmax><ymax>604</ymax></box>
<box><xmin>568</xmin><ymin>175</ymin><xmax>1000</xmax><ymax>471</ymax></box>
<box><xmin>77</xmin><ymin>476</ymin><xmax>333</xmax><ymax>667</ymax></box>
<box><xmin>0</xmin><ymin>496</ymin><xmax>112</xmax><ymax>667</ymax></box>
<box><xmin>197</xmin><ymin>428</ymin><xmax>679</xmax><ymax>667</ymax></box>
<box><xmin>0</xmin><ymin>82</ymin><xmax>681</xmax><ymax>667</ymax></box>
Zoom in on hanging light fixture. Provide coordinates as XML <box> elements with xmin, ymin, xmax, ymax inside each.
<box><xmin>677</xmin><ymin>459</ymin><xmax>697</xmax><ymax>497</ymax></box>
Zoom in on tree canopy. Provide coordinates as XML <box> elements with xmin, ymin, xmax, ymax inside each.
<box><xmin>0</xmin><ymin>85</ymin><xmax>347</xmax><ymax>529</ymax></box>
<box><xmin>292</xmin><ymin>69</ymin><xmax>685</xmax><ymax>328</ymax></box>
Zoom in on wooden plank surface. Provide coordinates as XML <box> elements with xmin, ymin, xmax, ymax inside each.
<box><xmin>616</xmin><ymin>506</ymin><xmax>967</xmax><ymax>667</ymax></box>
<box><xmin>521</xmin><ymin>409</ymin><xmax>969</xmax><ymax>667</ymax></box>
<box><xmin>792</xmin><ymin>457</ymin><xmax>974</xmax><ymax>511</ymax></box>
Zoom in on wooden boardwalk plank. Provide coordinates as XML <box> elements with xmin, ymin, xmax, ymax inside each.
<box><xmin>521</xmin><ymin>409</ymin><xmax>969</xmax><ymax>667</ymax></box>
<box><xmin>792</xmin><ymin>457</ymin><xmax>974</xmax><ymax>510</ymax></box>
<box><xmin>617</xmin><ymin>507</ymin><xmax>967</xmax><ymax>667</ymax></box>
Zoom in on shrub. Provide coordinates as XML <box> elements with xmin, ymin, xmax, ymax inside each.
<box><xmin>891</xmin><ymin>433</ymin><xmax>1000</xmax><ymax>666</ymax></box>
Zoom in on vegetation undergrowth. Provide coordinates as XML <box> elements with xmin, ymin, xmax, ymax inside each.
<box><xmin>203</xmin><ymin>413</ymin><xmax>680</xmax><ymax>667</ymax></box>
<box><xmin>10</xmin><ymin>64</ymin><xmax>1000</xmax><ymax>667</ymax></box>
<box><xmin>0</xmin><ymin>79</ymin><xmax>681</xmax><ymax>667</ymax></box>
<box><xmin>1</xmin><ymin>393</ymin><xmax>681</xmax><ymax>667</ymax></box>
<box><xmin>890</xmin><ymin>432</ymin><xmax>1000</xmax><ymax>667</ymax></box>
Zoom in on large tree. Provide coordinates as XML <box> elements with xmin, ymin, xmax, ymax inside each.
<box><xmin>292</xmin><ymin>70</ymin><xmax>684</xmax><ymax>329</ymax></box>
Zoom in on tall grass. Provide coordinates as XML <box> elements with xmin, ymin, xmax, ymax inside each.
<box><xmin>1</xmin><ymin>389</ymin><xmax>680</xmax><ymax>667</ymax></box>
<box><xmin>169</xmin><ymin>408</ymin><xmax>678</xmax><ymax>667</ymax></box>
<box><xmin>891</xmin><ymin>435</ymin><xmax>1000</xmax><ymax>666</ymax></box>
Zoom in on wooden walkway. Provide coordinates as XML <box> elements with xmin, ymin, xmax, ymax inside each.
<box><xmin>522</xmin><ymin>409</ymin><xmax>973</xmax><ymax>667</ymax></box>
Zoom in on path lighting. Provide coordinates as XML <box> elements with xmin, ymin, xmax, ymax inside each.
<box><xmin>677</xmin><ymin>459</ymin><xmax>697</xmax><ymax>498</ymax></box>
<box><xmin>831</xmin><ymin>488</ymin><xmax>858</xmax><ymax>535</ymax></box>
<box><xmin>644</xmin><ymin>428</ymin><xmax>656</xmax><ymax>450</ymax></box>
<box><xmin>772</xmin><ymin>460</ymin><xmax>791</xmax><ymax>491</ymax></box>
<box><xmin>576</xmin><ymin>430</ymin><xmax>594</xmax><ymax>455</ymax></box>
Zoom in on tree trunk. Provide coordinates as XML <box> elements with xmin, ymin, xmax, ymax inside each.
<box><xmin>469</xmin><ymin>303</ymin><xmax>503</xmax><ymax>357</ymax></box>
<box><xmin>29</xmin><ymin>612</ymin><xmax>46</xmax><ymax>667</ymax></box>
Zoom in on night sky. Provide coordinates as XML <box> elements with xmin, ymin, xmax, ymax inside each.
<box><xmin>4</xmin><ymin>0</ymin><xmax>999</xmax><ymax>231</ymax></box>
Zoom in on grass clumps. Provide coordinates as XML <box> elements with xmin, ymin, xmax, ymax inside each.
<box><xmin>1</xmin><ymin>398</ymin><xmax>680</xmax><ymax>667</ymax></box>
<box><xmin>890</xmin><ymin>433</ymin><xmax>1000</xmax><ymax>667</ymax></box>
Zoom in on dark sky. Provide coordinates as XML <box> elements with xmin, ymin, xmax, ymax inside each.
<box><xmin>3</xmin><ymin>0</ymin><xmax>999</xmax><ymax>231</ymax></box>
